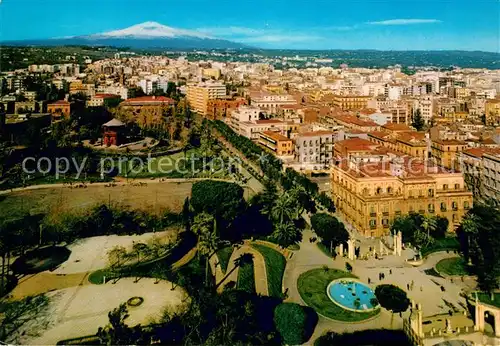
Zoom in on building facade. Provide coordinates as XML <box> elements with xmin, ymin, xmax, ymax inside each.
<box><xmin>331</xmin><ymin>158</ymin><xmax>473</xmax><ymax>237</ymax></box>
<box><xmin>186</xmin><ymin>81</ymin><xmax>227</xmax><ymax>116</ymax></box>
<box><xmin>295</xmin><ymin>131</ymin><xmax>335</xmax><ymax>166</ymax></box>
<box><xmin>259</xmin><ymin>131</ymin><xmax>294</xmax><ymax>157</ymax></box>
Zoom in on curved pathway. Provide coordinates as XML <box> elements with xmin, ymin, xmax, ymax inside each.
<box><xmin>211</xmin><ymin>242</ymin><xmax>268</xmax><ymax>296</ymax></box>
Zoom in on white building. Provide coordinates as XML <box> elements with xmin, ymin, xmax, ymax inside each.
<box><xmin>229</xmin><ymin>105</ymin><xmax>261</xmax><ymax>134</ymax></box>
<box><xmin>250</xmin><ymin>92</ymin><xmax>297</xmax><ymax>114</ymax></box>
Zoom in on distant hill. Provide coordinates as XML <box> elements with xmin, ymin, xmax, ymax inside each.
<box><xmin>3</xmin><ymin>21</ymin><xmax>248</xmax><ymax>50</ymax></box>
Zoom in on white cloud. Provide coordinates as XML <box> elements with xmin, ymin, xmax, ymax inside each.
<box><xmin>366</xmin><ymin>19</ymin><xmax>442</xmax><ymax>25</ymax></box>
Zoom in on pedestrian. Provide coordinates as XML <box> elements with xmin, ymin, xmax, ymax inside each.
<box><xmin>368</xmin><ymin>278</ymin><xmax>371</xmax><ymax>284</ymax></box>
<box><xmin>389</xmin><ymin>269</ymin><xmax>392</xmax><ymax>275</ymax></box>
<box><xmin>420</xmin><ymin>286</ymin><xmax>423</xmax><ymax>292</ymax></box>
<box><xmin>407</xmin><ymin>283</ymin><xmax>410</xmax><ymax>290</ymax></box>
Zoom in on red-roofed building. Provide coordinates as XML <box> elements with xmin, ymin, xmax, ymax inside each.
<box><xmin>121</xmin><ymin>96</ymin><xmax>175</xmax><ymax>106</ymax></box>
<box><xmin>334</xmin><ymin>138</ymin><xmax>381</xmax><ymax>159</ymax></box>
<box><xmin>47</xmin><ymin>100</ymin><xmax>71</xmax><ymax>118</ymax></box>
<box><xmin>259</xmin><ymin>131</ymin><xmax>295</xmax><ymax>157</ymax></box>
<box><xmin>119</xmin><ymin>96</ymin><xmax>176</xmax><ymax>126</ymax></box>
<box><xmin>332</xmin><ymin>115</ymin><xmax>380</xmax><ymax>132</ymax></box>
<box><xmin>331</xmin><ymin>156</ymin><xmax>472</xmax><ymax>237</ymax></box>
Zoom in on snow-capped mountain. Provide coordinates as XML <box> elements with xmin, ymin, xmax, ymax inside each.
<box><xmin>4</xmin><ymin>22</ymin><xmax>247</xmax><ymax>50</ymax></box>
<box><xmin>87</xmin><ymin>21</ymin><xmax>211</xmax><ymax>39</ymax></box>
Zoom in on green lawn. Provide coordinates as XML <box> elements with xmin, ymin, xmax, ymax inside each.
<box><xmin>237</xmin><ymin>260</ymin><xmax>256</xmax><ymax>293</ymax></box>
<box><xmin>478</xmin><ymin>293</ymin><xmax>500</xmax><ymax>308</ymax></box>
<box><xmin>421</xmin><ymin>237</ymin><xmax>460</xmax><ymax>257</ymax></box>
<box><xmin>217</xmin><ymin>246</ymin><xmax>233</xmax><ymax>274</ymax></box>
<box><xmin>297</xmin><ymin>268</ymin><xmax>380</xmax><ymax>322</ymax></box>
<box><xmin>435</xmin><ymin>257</ymin><xmax>470</xmax><ymax>276</ymax></box>
<box><xmin>118</xmin><ymin>150</ymin><xmax>231</xmax><ymax>180</ymax></box>
<box><xmin>252</xmin><ymin>244</ymin><xmax>286</xmax><ymax>298</ymax></box>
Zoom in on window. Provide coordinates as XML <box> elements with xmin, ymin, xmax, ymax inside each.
<box><xmin>382</xmin><ymin>219</ymin><xmax>389</xmax><ymax>227</ymax></box>
<box><xmin>454</xmin><ymin>183</ymin><xmax>460</xmax><ymax>190</ymax></box>
<box><xmin>387</xmin><ymin>187</ymin><xmax>393</xmax><ymax>194</ymax></box>
<box><xmin>428</xmin><ymin>189</ymin><xmax>434</xmax><ymax>197</ymax></box>
<box><xmin>452</xmin><ymin>214</ymin><xmax>457</xmax><ymax>222</ymax></box>
<box><xmin>452</xmin><ymin>201</ymin><xmax>458</xmax><ymax>211</ymax></box>
<box><xmin>443</xmin><ymin>184</ymin><xmax>448</xmax><ymax>190</ymax></box>
<box><xmin>369</xmin><ymin>219</ymin><xmax>377</xmax><ymax>227</ymax></box>
<box><xmin>464</xmin><ymin>201</ymin><xmax>470</xmax><ymax>210</ymax></box>
<box><xmin>441</xmin><ymin>202</ymin><xmax>447</xmax><ymax>212</ymax></box>
<box><xmin>362</xmin><ymin>188</ymin><xmax>369</xmax><ymax>196</ymax></box>
<box><xmin>428</xmin><ymin>204</ymin><xmax>435</xmax><ymax>213</ymax></box>
<box><xmin>376</xmin><ymin>187</ymin><xmax>382</xmax><ymax>195</ymax></box>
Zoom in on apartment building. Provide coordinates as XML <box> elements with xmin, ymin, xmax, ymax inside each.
<box><xmin>119</xmin><ymin>96</ymin><xmax>175</xmax><ymax>126</ymax></box>
<box><xmin>206</xmin><ymin>98</ymin><xmax>246</xmax><ymax>120</ymax></box>
<box><xmin>330</xmin><ymin>95</ymin><xmax>372</xmax><ymax>110</ymax></box>
<box><xmin>186</xmin><ymin>81</ymin><xmax>227</xmax><ymax>116</ymax></box>
<box><xmin>485</xmin><ymin>98</ymin><xmax>500</xmax><ymax>126</ymax></box>
<box><xmin>430</xmin><ymin>139</ymin><xmax>469</xmax><ymax>170</ymax></box>
<box><xmin>459</xmin><ymin>148</ymin><xmax>500</xmax><ymax>201</ymax></box>
<box><xmin>460</xmin><ymin>147</ymin><xmax>500</xmax><ymax>204</ymax></box>
<box><xmin>331</xmin><ymin>115</ymin><xmax>380</xmax><ymax>132</ymax></box>
<box><xmin>238</xmin><ymin>119</ymin><xmax>288</xmax><ymax>140</ymax></box>
<box><xmin>87</xmin><ymin>94</ymin><xmax>122</xmax><ymax>107</ymax></box>
<box><xmin>368</xmin><ymin>130</ymin><xmax>428</xmax><ymax>160</ymax></box>
<box><xmin>331</xmin><ymin>157</ymin><xmax>473</xmax><ymax>237</ymax></box>
<box><xmin>294</xmin><ymin>131</ymin><xmax>335</xmax><ymax>166</ymax></box>
<box><xmin>47</xmin><ymin>100</ymin><xmax>71</xmax><ymax>118</ymax></box>
<box><xmin>483</xmin><ymin>153</ymin><xmax>500</xmax><ymax>203</ymax></box>
<box><xmin>228</xmin><ymin>105</ymin><xmax>261</xmax><ymax>134</ymax></box>
<box><xmin>259</xmin><ymin>131</ymin><xmax>295</xmax><ymax>157</ymax></box>
<box><xmin>250</xmin><ymin>92</ymin><xmax>297</xmax><ymax>114</ymax></box>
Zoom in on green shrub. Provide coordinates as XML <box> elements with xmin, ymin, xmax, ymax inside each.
<box><xmin>274</xmin><ymin>303</ymin><xmax>318</xmax><ymax>345</ymax></box>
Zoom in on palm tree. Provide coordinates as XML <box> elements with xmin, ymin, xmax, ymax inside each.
<box><xmin>270</xmin><ymin>193</ymin><xmax>295</xmax><ymax>224</ymax></box>
<box><xmin>107</xmin><ymin>246</ymin><xmax>127</xmax><ymax>269</ymax></box>
<box><xmin>421</xmin><ymin>215</ymin><xmax>437</xmax><ymax>247</ymax></box>
<box><xmin>462</xmin><ymin>214</ymin><xmax>481</xmax><ymax>265</ymax></box>
<box><xmin>192</xmin><ymin>213</ymin><xmax>221</xmax><ymax>286</ymax></box>
<box><xmin>271</xmin><ymin>222</ymin><xmax>300</xmax><ymax>248</ymax></box>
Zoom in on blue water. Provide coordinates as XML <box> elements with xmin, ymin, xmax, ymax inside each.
<box><xmin>328</xmin><ymin>280</ymin><xmax>378</xmax><ymax>311</ymax></box>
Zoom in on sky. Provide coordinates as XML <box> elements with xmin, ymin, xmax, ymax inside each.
<box><xmin>1</xmin><ymin>0</ymin><xmax>499</xmax><ymax>51</ymax></box>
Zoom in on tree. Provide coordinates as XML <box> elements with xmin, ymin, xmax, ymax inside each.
<box><xmin>458</xmin><ymin>204</ymin><xmax>500</xmax><ymax>293</ymax></box>
<box><xmin>375</xmin><ymin>284</ymin><xmax>409</xmax><ymax>326</ymax></box>
<box><xmin>190</xmin><ymin>180</ymin><xmax>246</xmax><ymax>230</ymax></box>
<box><xmin>412</xmin><ymin>109</ymin><xmax>425</xmax><ymax>131</ymax></box>
<box><xmin>97</xmin><ymin>303</ymin><xmax>146</xmax><ymax>345</ymax></box>
<box><xmin>271</xmin><ymin>222</ymin><xmax>301</xmax><ymax>248</ymax></box>
<box><xmin>311</xmin><ymin>213</ymin><xmax>349</xmax><ymax>254</ymax></box>
<box><xmin>270</xmin><ymin>193</ymin><xmax>297</xmax><ymax>224</ymax></box>
<box><xmin>192</xmin><ymin>212</ymin><xmax>220</xmax><ymax>286</ymax></box>
<box><xmin>274</xmin><ymin>303</ymin><xmax>317</xmax><ymax>345</ymax></box>
<box><xmin>107</xmin><ymin>246</ymin><xmax>128</xmax><ymax>270</ymax></box>
<box><xmin>420</xmin><ymin>215</ymin><xmax>437</xmax><ymax>247</ymax></box>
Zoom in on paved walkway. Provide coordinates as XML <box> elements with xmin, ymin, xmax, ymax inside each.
<box><xmin>211</xmin><ymin>242</ymin><xmax>268</xmax><ymax>296</ymax></box>
<box><xmin>281</xmin><ymin>227</ymin><xmax>480</xmax><ymax>344</ymax></box>
<box><xmin>8</xmin><ymin>272</ymin><xmax>91</xmax><ymax>300</ymax></box>
<box><xmin>16</xmin><ymin>278</ymin><xmax>187</xmax><ymax>345</ymax></box>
